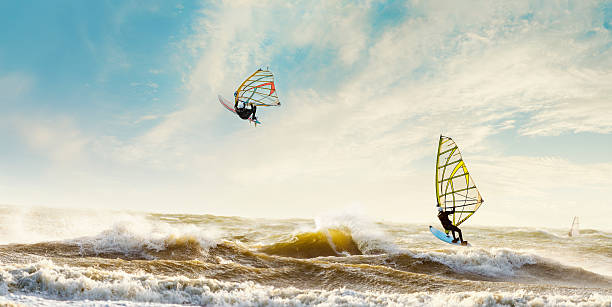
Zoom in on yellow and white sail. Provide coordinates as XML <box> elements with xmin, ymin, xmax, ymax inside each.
<box><xmin>435</xmin><ymin>135</ymin><xmax>484</xmax><ymax>228</ymax></box>
<box><xmin>235</xmin><ymin>69</ymin><xmax>280</xmax><ymax>107</ymax></box>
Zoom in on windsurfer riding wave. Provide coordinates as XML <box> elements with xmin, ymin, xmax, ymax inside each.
<box><xmin>437</xmin><ymin>206</ymin><xmax>467</xmax><ymax>245</ymax></box>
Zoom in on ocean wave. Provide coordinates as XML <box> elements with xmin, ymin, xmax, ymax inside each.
<box><xmin>257</xmin><ymin>211</ymin><xmax>398</xmax><ymax>259</ymax></box>
<box><xmin>492</xmin><ymin>227</ymin><xmax>612</xmax><ymax>241</ymax></box>
<box><xmin>528</xmin><ymin>229</ymin><xmax>567</xmax><ymax>239</ymax></box>
<box><xmin>0</xmin><ymin>261</ymin><xmax>610</xmax><ymax>307</ymax></box>
<box><xmin>0</xmin><ymin>221</ymin><xmax>219</xmax><ymax>261</ymax></box>
<box><xmin>0</xmin><ymin>206</ymin><xmax>153</xmax><ymax>245</ymax></box>
<box><xmin>410</xmin><ymin>248</ymin><xmax>538</xmax><ymax>278</ymax></box>
<box><xmin>0</xmin><ymin>300</ymin><xmax>23</xmax><ymax>307</ymax></box>
<box><xmin>389</xmin><ymin>248</ymin><xmax>612</xmax><ymax>288</ymax></box>
<box><xmin>578</xmin><ymin>229</ymin><xmax>612</xmax><ymax>240</ymax></box>
<box><xmin>258</xmin><ymin>228</ymin><xmax>362</xmax><ymax>258</ymax></box>
<box><xmin>3</xmin><ymin>226</ymin><xmax>610</xmax><ymax>289</ymax></box>
<box><xmin>72</xmin><ymin>221</ymin><xmax>218</xmax><ymax>259</ymax></box>
<box><xmin>313</xmin><ymin>212</ymin><xmax>398</xmax><ymax>254</ymax></box>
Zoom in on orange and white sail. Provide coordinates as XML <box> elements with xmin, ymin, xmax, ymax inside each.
<box><xmin>235</xmin><ymin>69</ymin><xmax>281</xmax><ymax>107</ymax></box>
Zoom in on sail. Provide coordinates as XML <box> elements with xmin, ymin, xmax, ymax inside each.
<box><xmin>235</xmin><ymin>69</ymin><xmax>280</xmax><ymax>107</ymax></box>
<box><xmin>435</xmin><ymin>135</ymin><xmax>484</xmax><ymax>228</ymax></box>
<box><xmin>568</xmin><ymin>216</ymin><xmax>580</xmax><ymax>237</ymax></box>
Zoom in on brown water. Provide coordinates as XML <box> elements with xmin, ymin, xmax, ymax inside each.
<box><xmin>0</xmin><ymin>205</ymin><xmax>610</xmax><ymax>306</ymax></box>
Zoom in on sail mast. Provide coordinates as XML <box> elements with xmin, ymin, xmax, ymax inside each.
<box><xmin>435</xmin><ymin>135</ymin><xmax>443</xmax><ymax>209</ymax></box>
<box><xmin>568</xmin><ymin>216</ymin><xmax>580</xmax><ymax>237</ymax></box>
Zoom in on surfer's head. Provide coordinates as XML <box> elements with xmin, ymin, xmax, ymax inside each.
<box><xmin>437</xmin><ymin>206</ymin><xmax>443</xmax><ymax>212</ymax></box>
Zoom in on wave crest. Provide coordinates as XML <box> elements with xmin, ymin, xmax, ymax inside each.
<box><xmin>410</xmin><ymin>248</ymin><xmax>538</xmax><ymax>278</ymax></box>
<box><xmin>72</xmin><ymin>221</ymin><xmax>218</xmax><ymax>260</ymax></box>
<box><xmin>259</xmin><ymin>228</ymin><xmax>362</xmax><ymax>258</ymax></box>
<box><xmin>1</xmin><ymin>260</ymin><xmax>610</xmax><ymax>306</ymax></box>
<box><xmin>0</xmin><ymin>221</ymin><xmax>219</xmax><ymax>261</ymax></box>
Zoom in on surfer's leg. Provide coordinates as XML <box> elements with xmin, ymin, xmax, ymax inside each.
<box><xmin>450</xmin><ymin>230</ymin><xmax>457</xmax><ymax>242</ymax></box>
<box><xmin>449</xmin><ymin>225</ymin><xmax>462</xmax><ymax>243</ymax></box>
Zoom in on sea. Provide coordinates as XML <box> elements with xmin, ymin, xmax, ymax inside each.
<box><xmin>0</xmin><ymin>205</ymin><xmax>610</xmax><ymax>306</ymax></box>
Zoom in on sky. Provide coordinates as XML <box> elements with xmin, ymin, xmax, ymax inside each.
<box><xmin>1</xmin><ymin>0</ymin><xmax>611</xmax><ymax>230</ymax></box>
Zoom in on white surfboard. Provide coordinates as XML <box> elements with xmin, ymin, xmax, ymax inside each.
<box><xmin>218</xmin><ymin>95</ymin><xmax>262</xmax><ymax>125</ymax></box>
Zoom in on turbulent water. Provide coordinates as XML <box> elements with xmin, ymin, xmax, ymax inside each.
<box><xmin>0</xmin><ymin>206</ymin><xmax>610</xmax><ymax>306</ymax></box>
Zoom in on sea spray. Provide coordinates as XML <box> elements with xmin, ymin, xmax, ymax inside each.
<box><xmin>0</xmin><ymin>206</ymin><xmax>610</xmax><ymax>307</ymax></box>
<box><xmin>410</xmin><ymin>248</ymin><xmax>538</xmax><ymax>277</ymax></box>
<box><xmin>314</xmin><ymin>209</ymin><xmax>398</xmax><ymax>254</ymax></box>
<box><xmin>1</xmin><ymin>261</ymin><xmax>610</xmax><ymax>307</ymax></box>
<box><xmin>72</xmin><ymin>219</ymin><xmax>219</xmax><ymax>258</ymax></box>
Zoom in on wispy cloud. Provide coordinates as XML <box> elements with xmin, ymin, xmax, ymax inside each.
<box><xmin>149</xmin><ymin>0</ymin><xmax>611</xmax><ymax>223</ymax></box>
<box><xmin>1</xmin><ymin>1</ymin><xmax>611</xmax><ymax>228</ymax></box>
<box><xmin>0</xmin><ymin>72</ymin><xmax>34</xmax><ymax>104</ymax></box>
<box><xmin>15</xmin><ymin>117</ymin><xmax>90</xmax><ymax>163</ymax></box>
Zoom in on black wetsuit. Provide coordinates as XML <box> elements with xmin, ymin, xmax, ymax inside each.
<box><xmin>234</xmin><ymin>101</ymin><xmax>257</xmax><ymax>121</ymax></box>
<box><xmin>437</xmin><ymin>208</ymin><xmax>464</xmax><ymax>242</ymax></box>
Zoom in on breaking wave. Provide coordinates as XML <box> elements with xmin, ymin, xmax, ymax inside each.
<box><xmin>0</xmin><ymin>221</ymin><xmax>219</xmax><ymax>261</ymax></box>
<box><xmin>387</xmin><ymin>248</ymin><xmax>612</xmax><ymax>287</ymax></box>
<box><xmin>409</xmin><ymin>248</ymin><xmax>538</xmax><ymax>278</ymax></box>
<box><xmin>1</xmin><ymin>206</ymin><xmax>611</xmax><ymax>306</ymax></box>
<box><xmin>72</xmin><ymin>221</ymin><xmax>218</xmax><ymax>260</ymax></box>
<box><xmin>0</xmin><ymin>260</ymin><xmax>610</xmax><ymax>307</ymax></box>
<box><xmin>258</xmin><ymin>228</ymin><xmax>362</xmax><ymax>258</ymax></box>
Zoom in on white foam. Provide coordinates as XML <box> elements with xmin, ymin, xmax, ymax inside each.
<box><xmin>72</xmin><ymin>218</ymin><xmax>219</xmax><ymax>257</ymax></box>
<box><xmin>0</xmin><ymin>206</ymin><xmax>153</xmax><ymax>245</ymax></box>
<box><xmin>0</xmin><ymin>261</ymin><xmax>609</xmax><ymax>306</ymax></box>
<box><xmin>0</xmin><ymin>206</ymin><xmax>221</xmax><ymax>257</ymax></box>
<box><xmin>411</xmin><ymin>248</ymin><xmax>538</xmax><ymax>277</ymax></box>
<box><xmin>313</xmin><ymin>209</ymin><xmax>399</xmax><ymax>254</ymax></box>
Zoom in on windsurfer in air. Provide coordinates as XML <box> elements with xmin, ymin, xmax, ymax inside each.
<box><xmin>437</xmin><ymin>206</ymin><xmax>466</xmax><ymax>245</ymax></box>
<box><xmin>234</xmin><ymin>91</ymin><xmax>257</xmax><ymax>122</ymax></box>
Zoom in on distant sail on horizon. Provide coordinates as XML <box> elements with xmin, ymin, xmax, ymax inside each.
<box><xmin>435</xmin><ymin>135</ymin><xmax>484</xmax><ymax>230</ymax></box>
<box><xmin>568</xmin><ymin>216</ymin><xmax>580</xmax><ymax>237</ymax></box>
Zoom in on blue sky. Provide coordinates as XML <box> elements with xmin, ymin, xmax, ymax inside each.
<box><xmin>0</xmin><ymin>1</ymin><xmax>194</xmax><ymax>133</ymax></box>
<box><xmin>1</xmin><ymin>0</ymin><xmax>611</xmax><ymax>229</ymax></box>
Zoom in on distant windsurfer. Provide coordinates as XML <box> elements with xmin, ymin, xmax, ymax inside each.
<box><xmin>437</xmin><ymin>206</ymin><xmax>466</xmax><ymax>245</ymax></box>
<box><xmin>234</xmin><ymin>91</ymin><xmax>257</xmax><ymax>122</ymax></box>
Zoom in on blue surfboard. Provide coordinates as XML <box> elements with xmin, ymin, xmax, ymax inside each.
<box><xmin>429</xmin><ymin>226</ymin><xmax>471</xmax><ymax>246</ymax></box>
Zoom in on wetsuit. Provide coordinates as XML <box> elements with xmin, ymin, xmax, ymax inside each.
<box><xmin>234</xmin><ymin>101</ymin><xmax>257</xmax><ymax>121</ymax></box>
<box><xmin>437</xmin><ymin>208</ymin><xmax>464</xmax><ymax>242</ymax></box>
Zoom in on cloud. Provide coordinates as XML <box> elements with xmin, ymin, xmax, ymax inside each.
<box><xmin>470</xmin><ymin>154</ymin><xmax>612</xmax><ymax>228</ymax></box>
<box><xmin>286</xmin><ymin>1</ymin><xmax>370</xmax><ymax>65</ymax></box>
<box><xmin>155</xmin><ymin>0</ymin><xmax>612</xmax><ymax>221</ymax></box>
<box><xmin>3</xmin><ymin>1</ymin><xmax>611</xmax><ymax>227</ymax></box>
<box><xmin>0</xmin><ymin>72</ymin><xmax>34</xmax><ymax>104</ymax></box>
<box><xmin>135</xmin><ymin>114</ymin><xmax>160</xmax><ymax>123</ymax></box>
<box><xmin>14</xmin><ymin>117</ymin><xmax>90</xmax><ymax>163</ymax></box>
